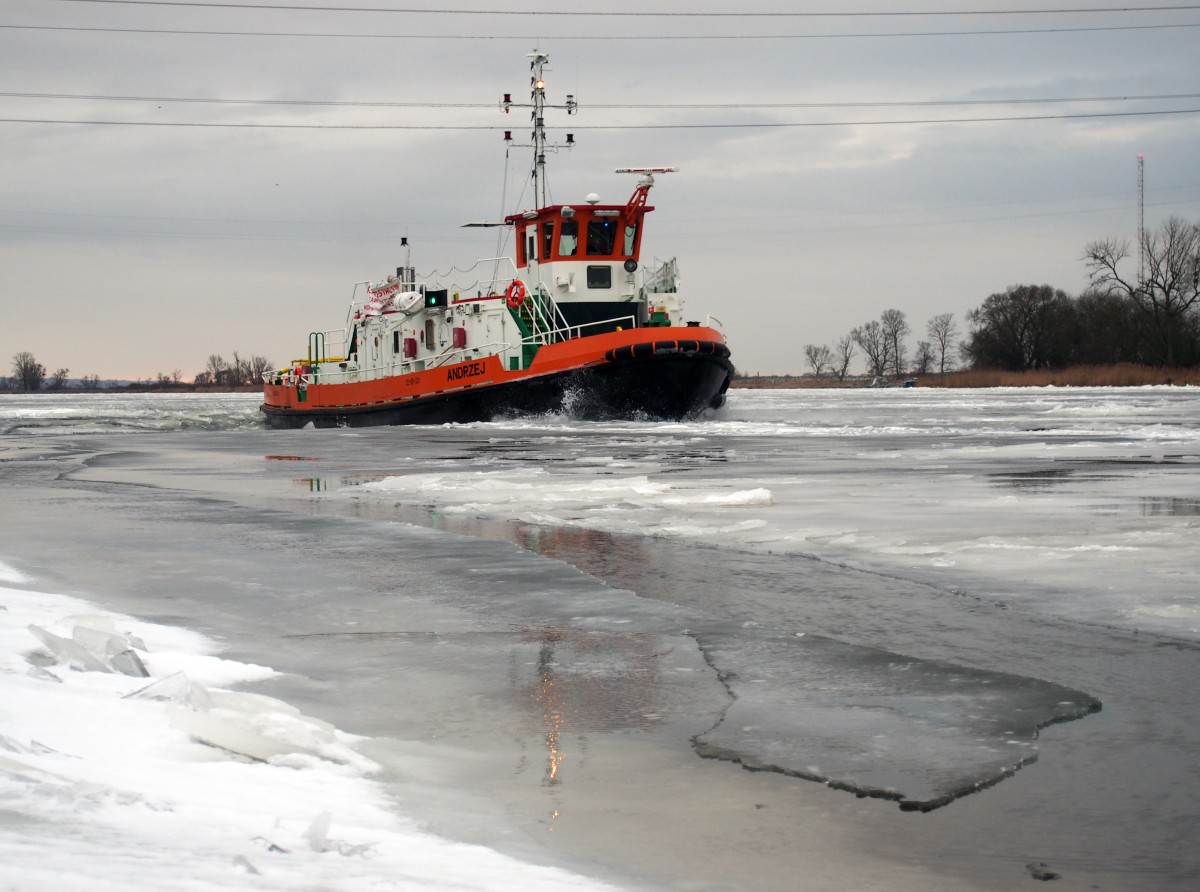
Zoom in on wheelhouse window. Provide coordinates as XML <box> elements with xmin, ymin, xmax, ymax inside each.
<box><xmin>542</xmin><ymin>222</ymin><xmax>554</xmax><ymax>263</ymax></box>
<box><xmin>623</xmin><ymin>222</ymin><xmax>638</xmax><ymax>256</ymax></box>
<box><xmin>586</xmin><ymin>219</ymin><xmax>616</xmax><ymax>256</ymax></box>
<box><xmin>586</xmin><ymin>265</ymin><xmax>612</xmax><ymax>288</ymax></box>
<box><xmin>558</xmin><ymin>218</ymin><xmax>578</xmax><ymax>256</ymax></box>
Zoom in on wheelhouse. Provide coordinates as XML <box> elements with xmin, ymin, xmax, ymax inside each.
<box><xmin>504</xmin><ymin>178</ymin><xmax>658</xmax><ymax>332</ymax></box>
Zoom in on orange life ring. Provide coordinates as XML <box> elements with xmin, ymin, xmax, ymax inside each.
<box><xmin>505</xmin><ymin>279</ymin><xmax>527</xmax><ymax>309</ymax></box>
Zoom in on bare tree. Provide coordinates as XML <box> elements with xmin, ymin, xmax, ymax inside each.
<box><xmin>49</xmin><ymin>368</ymin><xmax>71</xmax><ymax>390</ymax></box>
<box><xmin>926</xmin><ymin>313</ymin><xmax>958</xmax><ymax>374</ymax></box>
<box><xmin>205</xmin><ymin>354</ymin><xmax>228</xmax><ymax>386</ymax></box>
<box><xmin>1084</xmin><ymin>216</ymin><xmax>1200</xmax><ymax>366</ymax></box>
<box><xmin>804</xmin><ymin>343</ymin><xmax>832</xmax><ymax>378</ymax></box>
<box><xmin>833</xmin><ymin>335</ymin><xmax>856</xmax><ymax>381</ymax></box>
<box><xmin>964</xmin><ymin>284</ymin><xmax>1073</xmax><ymax>370</ymax></box>
<box><xmin>851</xmin><ymin>321</ymin><xmax>889</xmax><ymax>377</ymax></box>
<box><xmin>249</xmin><ymin>355</ymin><xmax>274</xmax><ymax>382</ymax></box>
<box><xmin>229</xmin><ymin>351</ymin><xmax>253</xmax><ymax>387</ymax></box>
<box><xmin>880</xmin><ymin>308</ymin><xmax>910</xmax><ymax>376</ymax></box>
<box><xmin>912</xmin><ymin>340</ymin><xmax>935</xmax><ymax>375</ymax></box>
<box><xmin>11</xmin><ymin>352</ymin><xmax>46</xmax><ymax>393</ymax></box>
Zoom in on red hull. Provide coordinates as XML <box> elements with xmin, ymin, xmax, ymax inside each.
<box><xmin>261</xmin><ymin>325</ymin><xmax>731</xmax><ymax>428</ymax></box>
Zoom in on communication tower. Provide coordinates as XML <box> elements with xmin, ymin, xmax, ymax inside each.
<box><xmin>1137</xmin><ymin>153</ymin><xmax>1145</xmax><ymax>285</ymax></box>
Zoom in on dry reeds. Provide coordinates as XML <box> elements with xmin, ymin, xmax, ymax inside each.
<box><xmin>918</xmin><ymin>364</ymin><xmax>1200</xmax><ymax>388</ymax></box>
<box><xmin>732</xmin><ymin>365</ymin><xmax>1200</xmax><ymax>389</ymax></box>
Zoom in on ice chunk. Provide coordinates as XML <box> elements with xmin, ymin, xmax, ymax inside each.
<box><xmin>167</xmin><ymin>689</ymin><xmax>367</xmax><ymax>767</ymax></box>
<box><xmin>109</xmin><ymin>649</ymin><xmax>149</xmax><ymax>678</ymax></box>
<box><xmin>72</xmin><ymin>624</ymin><xmax>141</xmax><ymax>660</ymax></box>
<box><xmin>26</xmin><ymin>665</ymin><xmax>62</xmax><ymax>683</ymax></box>
<box><xmin>26</xmin><ymin>624</ymin><xmax>111</xmax><ymax>673</ymax></box>
<box><xmin>123</xmin><ymin>671</ymin><xmax>193</xmax><ymax>703</ymax></box>
<box><xmin>303</xmin><ymin>811</ymin><xmax>372</xmax><ymax>856</ymax></box>
<box><xmin>27</xmin><ymin>620</ymin><xmax>150</xmax><ymax>676</ymax></box>
<box><xmin>305</xmin><ymin>811</ymin><xmax>333</xmax><ymax>852</ymax></box>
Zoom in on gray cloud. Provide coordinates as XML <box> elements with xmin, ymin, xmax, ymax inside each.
<box><xmin>3</xmin><ymin>1</ymin><xmax>1199</xmax><ymax>379</ymax></box>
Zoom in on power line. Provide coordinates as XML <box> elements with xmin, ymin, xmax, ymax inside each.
<box><xmin>8</xmin><ymin>194</ymin><xmax>1198</xmax><ymax>243</ymax></box>
<box><xmin>4</xmin><ymin>107</ymin><xmax>1200</xmax><ymax>129</ymax></box>
<box><xmin>6</xmin><ymin>22</ymin><xmax>1200</xmax><ymax>38</ymax></box>
<box><xmin>51</xmin><ymin>1</ymin><xmax>1200</xmax><ymax>17</ymax></box>
<box><xmin>5</xmin><ymin>90</ymin><xmax>1200</xmax><ymax>111</ymax></box>
<box><xmin>0</xmin><ymin>92</ymin><xmax>483</xmax><ymax>108</ymax></box>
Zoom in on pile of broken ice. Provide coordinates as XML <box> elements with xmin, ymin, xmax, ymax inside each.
<box><xmin>23</xmin><ymin>613</ymin><xmax>368</xmax><ymax>768</ymax></box>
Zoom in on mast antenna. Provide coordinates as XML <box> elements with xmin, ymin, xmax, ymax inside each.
<box><xmin>501</xmin><ymin>50</ymin><xmax>577</xmax><ymax>210</ymax></box>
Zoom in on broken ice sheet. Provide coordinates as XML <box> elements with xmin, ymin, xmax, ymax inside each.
<box><xmin>692</xmin><ymin>625</ymin><xmax>1100</xmax><ymax>811</ymax></box>
<box><xmin>167</xmin><ymin>689</ymin><xmax>375</xmax><ymax>769</ymax></box>
<box><xmin>123</xmin><ymin>671</ymin><xmax>194</xmax><ymax>703</ymax></box>
<box><xmin>26</xmin><ymin>620</ymin><xmax>149</xmax><ymax>677</ymax></box>
<box><xmin>305</xmin><ymin>811</ymin><xmax>373</xmax><ymax>856</ymax></box>
<box><xmin>26</xmin><ymin>624</ymin><xmax>110</xmax><ymax>673</ymax></box>
<box><xmin>72</xmin><ymin>624</ymin><xmax>146</xmax><ymax>661</ymax></box>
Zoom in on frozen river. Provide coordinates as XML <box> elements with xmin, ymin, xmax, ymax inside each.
<box><xmin>1</xmin><ymin>387</ymin><xmax>1198</xmax><ymax>890</ymax></box>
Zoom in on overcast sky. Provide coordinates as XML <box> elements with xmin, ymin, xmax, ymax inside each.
<box><xmin>3</xmin><ymin>0</ymin><xmax>1199</xmax><ymax>380</ymax></box>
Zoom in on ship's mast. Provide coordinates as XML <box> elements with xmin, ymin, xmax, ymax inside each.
<box><xmin>531</xmin><ymin>51</ymin><xmax>549</xmax><ymax>208</ymax></box>
<box><xmin>502</xmin><ymin>51</ymin><xmax>576</xmax><ymax>210</ymax></box>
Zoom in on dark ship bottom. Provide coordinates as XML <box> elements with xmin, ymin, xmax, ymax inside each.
<box><xmin>260</xmin><ymin>349</ymin><xmax>734</xmax><ymax>429</ymax></box>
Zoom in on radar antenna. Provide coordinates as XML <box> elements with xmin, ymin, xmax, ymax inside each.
<box><xmin>616</xmin><ymin>168</ymin><xmax>678</xmax><ymax>226</ymax></box>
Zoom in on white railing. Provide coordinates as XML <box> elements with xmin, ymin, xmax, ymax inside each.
<box><xmin>644</xmin><ymin>257</ymin><xmax>679</xmax><ymax>294</ymax></box>
<box><xmin>422</xmin><ymin>256</ymin><xmax>522</xmax><ymax>301</ymax></box>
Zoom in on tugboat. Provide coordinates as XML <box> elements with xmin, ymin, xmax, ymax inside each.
<box><xmin>261</xmin><ymin>51</ymin><xmax>733</xmax><ymax>428</ymax></box>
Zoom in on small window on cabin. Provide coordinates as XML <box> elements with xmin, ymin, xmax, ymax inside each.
<box><xmin>542</xmin><ymin>222</ymin><xmax>554</xmax><ymax>262</ymax></box>
<box><xmin>587</xmin><ymin>265</ymin><xmax>612</xmax><ymax>289</ymax></box>
<box><xmin>623</xmin><ymin>222</ymin><xmax>637</xmax><ymax>256</ymax></box>
<box><xmin>526</xmin><ymin>229</ymin><xmax>537</xmax><ymax>264</ymax></box>
<box><xmin>587</xmin><ymin>219</ymin><xmax>616</xmax><ymax>255</ymax></box>
<box><xmin>559</xmin><ymin>219</ymin><xmax>578</xmax><ymax>256</ymax></box>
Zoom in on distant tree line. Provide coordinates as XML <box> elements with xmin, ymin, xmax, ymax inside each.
<box><xmin>802</xmin><ymin>216</ymin><xmax>1200</xmax><ymax>378</ymax></box>
<box><xmin>966</xmin><ymin>216</ymin><xmax>1199</xmax><ymax>370</ymax></box>
<box><xmin>4</xmin><ymin>350</ymin><xmax>273</xmax><ymax>393</ymax></box>
<box><xmin>192</xmin><ymin>353</ymin><xmax>274</xmax><ymax>387</ymax></box>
